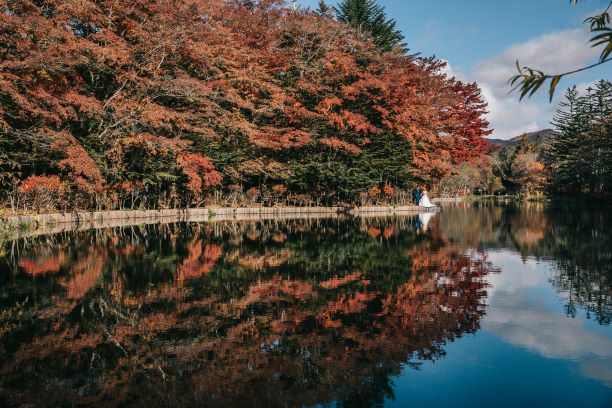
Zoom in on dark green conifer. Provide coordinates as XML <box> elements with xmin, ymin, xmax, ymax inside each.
<box><xmin>334</xmin><ymin>0</ymin><xmax>406</xmax><ymax>53</ymax></box>
<box><xmin>546</xmin><ymin>81</ymin><xmax>612</xmax><ymax>194</ymax></box>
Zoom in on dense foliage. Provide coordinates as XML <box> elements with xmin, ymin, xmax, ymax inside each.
<box><xmin>0</xmin><ymin>0</ymin><xmax>491</xmax><ymax>211</ymax></box>
<box><xmin>545</xmin><ymin>80</ymin><xmax>612</xmax><ymax>196</ymax></box>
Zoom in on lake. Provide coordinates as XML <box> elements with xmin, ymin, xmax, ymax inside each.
<box><xmin>0</xmin><ymin>202</ymin><xmax>611</xmax><ymax>407</ymax></box>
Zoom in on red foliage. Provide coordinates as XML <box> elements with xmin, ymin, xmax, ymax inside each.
<box><xmin>177</xmin><ymin>153</ymin><xmax>222</xmax><ymax>195</ymax></box>
<box><xmin>320</xmin><ymin>137</ymin><xmax>362</xmax><ymax>154</ymax></box>
<box><xmin>177</xmin><ymin>240</ymin><xmax>223</xmax><ymax>282</ymax></box>
<box><xmin>383</xmin><ymin>184</ymin><xmax>394</xmax><ymax>197</ymax></box>
<box><xmin>0</xmin><ymin>0</ymin><xmax>492</xmax><ymax>207</ymax></box>
<box><xmin>251</xmin><ymin>129</ymin><xmax>313</xmax><ymax>150</ymax></box>
<box><xmin>18</xmin><ymin>175</ymin><xmax>62</xmax><ymax>194</ymax></box>
<box><xmin>368</xmin><ymin>186</ymin><xmax>381</xmax><ymax>197</ymax></box>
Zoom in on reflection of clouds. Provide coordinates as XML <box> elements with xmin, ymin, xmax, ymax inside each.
<box><xmin>485</xmin><ymin>294</ymin><xmax>612</xmax><ymax>359</ymax></box>
<box><xmin>485</xmin><ymin>250</ymin><xmax>543</xmax><ymax>296</ymax></box>
<box><xmin>483</xmin><ymin>251</ymin><xmax>612</xmax><ymax>387</ymax></box>
<box><xmin>580</xmin><ymin>358</ymin><xmax>612</xmax><ymax>387</ymax></box>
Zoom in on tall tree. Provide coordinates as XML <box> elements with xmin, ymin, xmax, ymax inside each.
<box><xmin>545</xmin><ymin>80</ymin><xmax>612</xmax><ymax>195</ymax></box>
<box><xmin>334</xmin><ymin>0</ymin><xmax>406</xmax><ymax>52</ymax></box>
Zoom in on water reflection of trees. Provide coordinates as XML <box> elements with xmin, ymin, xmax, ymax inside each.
<box><xmin>0</xmin><ymin>217</ymin><xmax>494</xmax><ymax>407</ymax></box>
<box><xmin>440</xmin><ymin>202</ymin><xmax>612</xmax><ymax>325</ymax></box>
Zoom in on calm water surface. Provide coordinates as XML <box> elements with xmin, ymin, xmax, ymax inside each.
<box><xmin>0</xmin><ymin>203</ymin><xmax>610</xmax><ymax>407</ymax></box>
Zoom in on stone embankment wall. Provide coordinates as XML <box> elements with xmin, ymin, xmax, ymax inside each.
<box><xmin>0</xmin><ymin>206</ymin><xmax>432</xmax><ymax>240</ymax></box>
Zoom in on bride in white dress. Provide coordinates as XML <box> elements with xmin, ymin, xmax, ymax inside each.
<box><xmin>419</xmin><ymin>190</ymin><xmax>435</xmax><ymax>208</ymax></box>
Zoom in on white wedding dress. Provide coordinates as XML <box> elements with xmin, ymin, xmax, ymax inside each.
<box><xmin>419</xmin><ymin>193</ymin><xmax>435</xmax><ymax>208</ymax></box>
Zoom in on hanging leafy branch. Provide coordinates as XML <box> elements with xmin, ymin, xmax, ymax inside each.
<box><xmin>510</xmin><ymin>1</ymin><xmax>612</xmax><ymax>101</ymax></box>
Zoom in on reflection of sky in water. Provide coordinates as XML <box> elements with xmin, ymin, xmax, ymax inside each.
<box><xmin>484</xmin><ymin>251</ymin><xmax>612</xmax><ymax>386</ymax></box>
<box><xmin>387</xmin><ymin>249</ymin><xmax>612</xmax><ymax>407</ymax></box>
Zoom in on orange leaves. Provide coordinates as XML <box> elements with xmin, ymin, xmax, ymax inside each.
<box><xmin>340</xmin><ymin>77</ymin><xmax>386</xmax><ymax>102</ymax></box>
<box><xmin>383</xmin><ymin>184</ymin><xmax>394</xmax><ymax>197</ymax></box>
<box><xmin>177</xmin><ymin>240</ymin><xmax>223</xmax><ymax>282</ymax></box>
<box><xmin>319</xmin><ymin>137</ymin><xmax>362</xmax><ymax>154</ymax></box>
<box><xmin>328</xmin><ymin>110</ymin><xmax>381</xmax><ymax>135</ymax></box>
<box><xmin>319</xmin><ymin>272</ymin><xmax>365</xmax><ymax>290</ymax></box>
<box><xmin>271</xmin><ymin>184</ymin><xmax>287</xmax><ymax>194</ymax></box>
<box><xmin>120</xmin><ymin>133</ymin><xmax>190</xmax><ymax>157</ymax></box>
<box><xmin>368</xmin><ymin>186</ymin><xmax>381</xmax><ymax>197</ymax></box>
<box><xmin>177</xmin><ymin>152</ymin><xmax>222</xmax><ymax>194</ymax></box>
<box><xmin>239</xmin><ymin>159</ymin><xmax>290</xmax><ymax>179</ymax></box>
<box><xmin>316</xmin><ymin>97</ymin><xmax>343</xmax><ymax>114</ymax></box>
<box><xmin>283</xmin><ymin>101</ymin><xmax>316</xmax><ymax>124</ymax></box>
<box><xmin>250</xmin><ymin>128</ymin><xmax>312</xmax><ymax>150</ymax></box>
<box><xmin>18</xmin><ymin>175</ymin><xmax>62</xmax><ymax>194</ymax></box>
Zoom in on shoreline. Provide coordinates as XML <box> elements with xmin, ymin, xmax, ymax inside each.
<box><xmin>0</xmin><ymin>206</ymin><xmax>436</xmax><ymax>240</ymax></box>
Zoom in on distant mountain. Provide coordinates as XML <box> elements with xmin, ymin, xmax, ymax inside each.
<box><xmin>487</xmin><ymin>129</ymin><xmax>555</xmax><ymax>148</ymax></box>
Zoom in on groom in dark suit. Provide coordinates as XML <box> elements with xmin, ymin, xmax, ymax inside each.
<box><xmin>412</xmin><ymin>186</ymin><xmax>421</xmax><ymax>205</ymax></box>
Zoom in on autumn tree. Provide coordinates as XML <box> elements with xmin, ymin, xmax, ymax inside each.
<box><xmin>0</xmin><ymin>0</ymin><xmax>491</xmax><ymax>211</ymax></box>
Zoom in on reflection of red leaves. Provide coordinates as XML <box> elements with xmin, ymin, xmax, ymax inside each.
<box><xmin>243</xmin><ymin>276</ymin><xmax>314</xmax><ymax>306</ymax></box>
<box><xmin>177</xmin><ymin>240</ymin><xmax>222</xmax><ymax>282</ymax></box>
<box><xmin>19</xmin><ymin>256</ymin><xmax>63</xmax><ymax>276</ymax></box>
<box><xmin>368</xmin><ymin>226</ymin><xmax>381</xmax><ymax>238</ymax></box>
<box><xmin>324</xmin><ymin>291</ymin><xmax>378</xmax><ymax>315</ymax></box>
<box><xmin>271</xmin><ymin>232</ymin><xmax>287</xmax><ymax>243</ymax></box>
<box><xmin>320</xmin><ymin>271</ymin><xmax>363</xmax><ymax>289</ymax></box>
<box><xmin>63</xmin><ymin>250</ymin><xmax>105</xmax><ymax>299</ymax></box>
<box><xmin>323</xmin><ymin>318</ymin><xmax>343</xmax><ymax>328</ymax></box>
<box><xmin>2</xmin><ymin>219</ymin><xmax>497</xmax><ymax>407</ymax></box>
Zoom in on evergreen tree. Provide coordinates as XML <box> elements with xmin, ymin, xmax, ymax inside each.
<box><xmin>546</xmin><ymin>80</ymin><xmax>612</xmax><ymax>195</ymax></box>
<box><xmin>334</xmin><ymin>0</ymin><xmax>406</xmax><ymax>53</ymax></box>
<box><xmin>316</xmin><ymin>1</ymin><xmax>331</xmax><ymax>15</ymax></box>
<box><xmin>546</xmin><ymin>87</ymin><xmax>587</xmax><ymax>193</ymax></box>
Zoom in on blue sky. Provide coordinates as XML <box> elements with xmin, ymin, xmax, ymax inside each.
<box><xmin>298</xmin><ymin>0</ymin><xmax>611</xmax><ymax>139</ymax></box>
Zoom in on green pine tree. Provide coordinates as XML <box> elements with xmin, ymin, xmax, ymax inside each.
<box><xmin>546</xmin><ymin>81</ymin><xmax>612</xmax><ymax>195</ymax></box>
<box><xmin>334</xmin><ymin>0</ymin><xmax>406</xmax><ymax>53</ymax></box>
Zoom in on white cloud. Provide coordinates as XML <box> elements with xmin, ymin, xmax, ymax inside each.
<box><xmin>470</xmin><ymin>29</ymin><xmax>600</xmax><ymax>139</ymax></box>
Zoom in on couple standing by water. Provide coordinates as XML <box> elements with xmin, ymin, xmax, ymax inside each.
<box><xmin>412</xmin><ymin>186</ymin><xmax>435</xmax><ymax>208</ymax></box>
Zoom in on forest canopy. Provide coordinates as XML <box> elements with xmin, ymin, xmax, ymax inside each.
<box><xmin>0</xmin><ymin>0</ymin><xmax>491</xmax><ymax>211</ymax></box>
